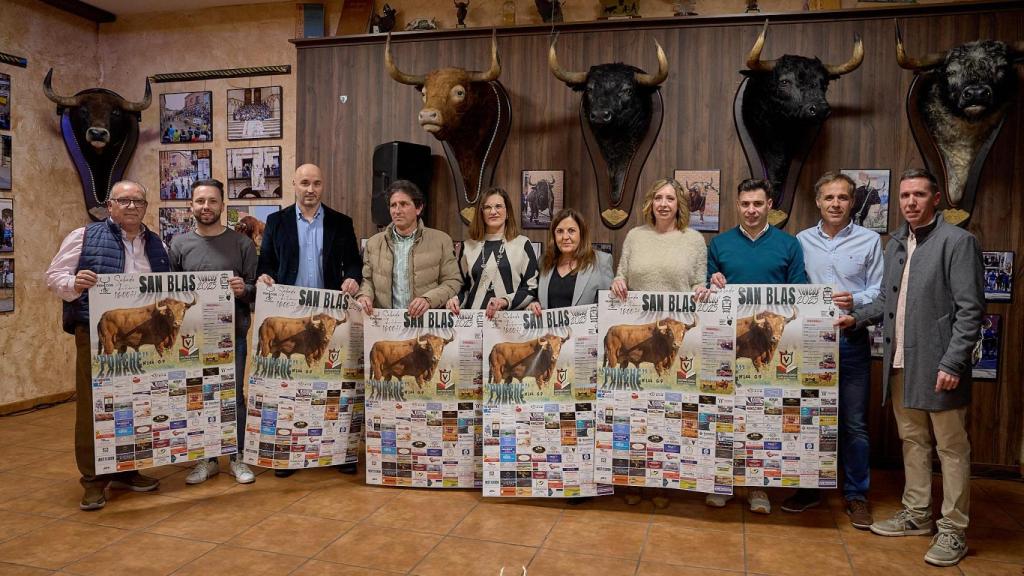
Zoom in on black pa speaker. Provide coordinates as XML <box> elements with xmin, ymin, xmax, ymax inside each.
<box><xmin>372</xmin><ymin>141</ymin><xmax>433</xmax><ymax>227</ymax></box>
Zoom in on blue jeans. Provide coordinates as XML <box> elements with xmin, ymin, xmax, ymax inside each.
<box><xmin>839</xmin><ymin>328</ymin><xmax>871</xmax><ymax>501</ymax></box>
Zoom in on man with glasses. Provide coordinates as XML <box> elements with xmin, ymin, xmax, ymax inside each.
<box><xmin>46</xmin><ymin>181</ymin><xmax>169</xmax><ymax>511</ymax></box>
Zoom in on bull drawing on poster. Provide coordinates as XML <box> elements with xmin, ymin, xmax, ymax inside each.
<box><xmin>95</xmin><ymin>295</ymin><xmax>196</xmax><ymax>375</ymax></box>
<box><xmin>603</xmin><ymin>317</ymin><xmax>696</xmax><ymax>383</ymax></box>
<box><xmin>896</xmin><ymin>24</ymin><xmax>1024</xmax><ymax>226</ymax></box>
<box><xmin>735</xmin><ymin>306</ymin><xmax>797</xmax><ymax>371</ymax></box>
<box><xmin>488</xmin><ymin>329</ymin><xmax>571</xmax><ymax>392</ymax></box>
<box><xmin>735</xmin><ymin>22</ymin><xmax>863</xmax><ymax>227</ymax></box>
<box><xmin>549</xmin><ymin>37</ymin><xmax>669</xmax><ymax>228</ymax></box>
<box><xmin>43</xmin><ymin>69</ymin><xmax>151</xmax><ymax>221</ymax></box>
<box><xmin>255</xmin><ymin>312</ymin><xmax>347</xmax><ymax>379</ymax></box>
<box><xmin>368</xmin><ymin>332</ymin><xmax>455</xmax><ymax>395</ymax></box>
<box><xmin>385</xmin><ymin>31</ymin><xmax>510</xmax><ymax>225</ymax></box>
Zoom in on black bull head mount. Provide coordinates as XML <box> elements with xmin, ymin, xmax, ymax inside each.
<box><xmin>44</xmin><ymin>69</ymin><xmax>151</xmax><ymax>222</ymax></box>
<box><xmin>896</xmin><ymin>24</ymin><xmax>1024</xmax><ymax>227</ymax></box>
<box><xmin>385</xmin><ymin>31</ymin><xmax>511</xmax><ymax>225</ymax></box>
<box><xmin>549</xmin><ymin>37</ymin><xmax>669</xmax><ymax>229</ymax></box>
<box><xmin>734</xmin><ymin>22</ymin><xmax>863</xmax><ymax>228</ymax></box>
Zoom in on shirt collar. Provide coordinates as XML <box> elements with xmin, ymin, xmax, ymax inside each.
<box><xmin>814</xmin><ymin>219</ymin><xmax>854</xmax><ymax>239</ymax></box>
<box><xmin>740</xmin><ymin>222</ymin><xmax>770</xmax><ymax>242</ymax></box>
<box><xmin>296</xmin><ymin>203</ymin><xmax>323</xmax><ymax>223</ymax></box>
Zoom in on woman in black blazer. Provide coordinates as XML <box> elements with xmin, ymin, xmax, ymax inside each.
<box><xmin>529</xmin><ymin>208</ymin><xmax>612</xmax><ymax>312</ymax></box>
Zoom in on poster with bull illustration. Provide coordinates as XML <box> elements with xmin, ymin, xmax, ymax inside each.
<box><xmin>481</xmin><ymin>305</ymin><xmax>612</xmax><ymax>498</ymax></box>
<box><xmin>595</xmin><ymin>290</ymin><xmax>736</xmax><ymax>495</ymax></box>
<box><xmin>363</xmin><ymin>308</ymin><xmax>484</xmax><ymax>488</ymax></box>
<box><xmin>243</xmin><ymin>283</ymin><xmax>364</xmax><ymax>469</ymax></box>
<box><xmin>88</xmin><ymin>271</ymin><xmax>236</xmax><ymax>475</ymax></box>
<box><xmin>730</xmin><ymin>284</ymin><xmax>840</xmax><ymax>490</ymax></box>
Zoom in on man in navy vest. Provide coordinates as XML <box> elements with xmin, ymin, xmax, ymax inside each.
<box><xmin>46</xmin><ymin>181</ymin><xmax>169</xmax><ymax>510</ymax></box>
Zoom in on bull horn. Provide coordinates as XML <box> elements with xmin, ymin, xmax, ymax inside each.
<box><xmin>548</xmin><ymin>35</ymin><xmax>587</xmax><ymax>86</ymax></box>
<box><xmin>466</xmin><ymin>30</ymin><xmax>502</xmax><ymax>83</ymax></box>
<box><xmin>43</xmin><ymin>69</ymin><xmax>80</xmax><ymax>108</ymax></box>
<box><xmin>788</xmin><ymin>305</ymin><xmax>798</xmax><ymax>321</ymax></box>
<box><xmin>186</xmin><ymin>294</ymin><xmax>197</xmax><ymax>308</ymax></box>
<box><xmin>635</xmin><ymin>39</ymin><xmax>669</xmax><ymax>87</ymax></box>
<box><xmin>562</xmin><ymin>328</ymin><xmax>572</xmax><ymax>342</ymax></box>
<box><xmin>746</xmin><ymin>21</ymin><xmax>777</xmax><ymax>72</ymax></box>
<box><xmin>685</xmin><ymin>315</ymin><xmax>697</xmax><ymax>330</ymax></box>
<box><xmin>895</xmin><ymin>21</ymin><xmax>945</xmax><ymax>71</ymax></box>
<box><xmin>825</xmin><ymin>34</ymin><xmax>864</xmax><ymax>78</ymax></box>
<box><xmin>122</xmin><ymin>76</ymin><xmax>152</xmax><ymax>112</ymax></box>
<box><xmin>444</xmin><ymin>329</ymin><xmax>455</xmax><ymax>344</ymax></box>
<box><xmin>384</xmin><ymin>33</ymin><xmax>427</xmax><ymax>86</ymax></box>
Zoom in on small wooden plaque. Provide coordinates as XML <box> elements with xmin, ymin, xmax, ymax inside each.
<box><xmin>337</xmin><ymin>0</ymin><xmax>375</xmax><ymax>36</ymax></box>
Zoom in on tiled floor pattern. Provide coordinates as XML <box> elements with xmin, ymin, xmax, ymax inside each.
<box><xmin>1</xmin><ymin>402</ymin><xmax>1024</xmax><ymax>575</ymax></box>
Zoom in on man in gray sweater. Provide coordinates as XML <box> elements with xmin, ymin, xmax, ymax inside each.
<box><xmin>836</xmin><ymin>168</ymin><xmax>984</xmax><ymax>567</ymax></box>
<box><xmin>169</xmin><ymin>179</ymin><xmax>258</xmax><ymax>485</ymax></box>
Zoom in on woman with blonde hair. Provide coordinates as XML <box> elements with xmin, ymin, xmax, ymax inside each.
<box><xmin>447</xmin><ymin>187</ymin><xmax>539</xmax><ymax>318</ymax></box>
<box><xmin>528</xmin><ymin>208</ymin><xmax>613</xmax><ymax>314</ymax></box>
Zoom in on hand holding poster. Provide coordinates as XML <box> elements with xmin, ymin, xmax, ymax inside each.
<box><xmin>363</xmin><ymin>308</ymin><xmax>484</xmax><ymax>488</ymax></box>
<box><xmin>244</xmin><ymin>283</ymin><xmax>363</xmax><ymax>469</ymax></box>
<box><xmin>481</xmin><ymin>305</ymin><xmax>611</xmax><ymax>498</ymax></box>
<box><xmin>89</xmin><ymin>271</ymin><xmax>236</xmax><ymax>474</ymax></box>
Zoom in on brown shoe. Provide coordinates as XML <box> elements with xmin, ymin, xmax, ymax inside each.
<box><xmin>846</xmin><ymin>499</ymin><xmax>873</xmax><ymax>530</ymax></box>
<box><xmin>109</xmin><ymin>472</ymin><xmax>159</xmax><ymax>492</ymax></box>
<box><xmin>80</xmin><ymin>484</ymin><xmax>106</xmax><ymax>511</ymax></box>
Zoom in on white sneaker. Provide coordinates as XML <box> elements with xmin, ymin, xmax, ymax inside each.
<box><xmin>705</xmin><ymin>493</ymin><xmax>733</xmax><ymax>508</ymax></box>
<box><xmin>229</xmin><ymin>458</ymin><xmax>255</xmax><ymax>484</ymax></box>
<box><xmin>748</xmin><ymin>489</ymin><xmax>771</xmax><ymax>514</ymax></box>
<box><xmin>185</xmin><ymin>459</ymin><xmax>219</xmax><ymax>485</ymax></box>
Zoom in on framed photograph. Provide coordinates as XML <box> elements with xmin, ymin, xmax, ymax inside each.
<box><xmin>360</xmin><ymin>238</ymin><xmax>368</xmax><ymax>257</ymax></box>
<box><xmin>972</xmin><ymin>314</ymin><xmax>1001</xmax><ymax>380</ymax></box>
<box><xmin>0</xmin><ymin>198</ymin><xmax>12</xmax><ymax>252</ymax></box>
<box><xmin>982</xmin><ymin>251</ymin><xmax>1013</xmax><ymax>302</ymax></box>
<box><xmin>0</xmin><ymin>72</ymin><xmax>9</xmax><ymax>130</ymax></box>
<box><xmin>160</xmin><ymin>91</ymin><xmax>213</xmax><ymax>144</ymax></box>
<box><xmin>227</xmin><ymin>86</ymin><xmax>282</xmax><ymax>141</ymax></box>
<box><xmin>531</xmin><ymin>241</ymin><xmax>543</xmax><ymax>259</ymax></box>
<box><xmin>0</xmin><ymin>258</ymin><xmax>12</xmax><ymax>313</ymax></box>
<box><xmin>867</xmin><ymin>322</ymin><xmax>884</xmax><ymax>358</ymax></box>
<box><xmin>841</xmin><ymin>169</ymin><xmax>890</xmax><ymax>233</ymax></box>
<box><xmin>227</xmin><ymin>204</ymin><xmax>279</xmax><ymax>254</ymax></box>
<box><xmin>674</xmin><ymin>169</ymin><xmax>721</xmax><ymax>232</ymax></box>
<box><xmin>592</xmin><ymin>242</ymin><xmax>613</xmax><ymax>257</ymax></box>
<box><xmin>520</xmin><ymin>170</ymin><xmax>564</xmax><ymax>230</ymax></box>
<box><xmin>226</xmin><ymin>146</ymin><xmax>282</xmax><ymax>199</ymax></box>
<box><xmin>0</xmin><ymin>134</ymin><xmax>10</xmax><ymax>191</ymax></box>
<box><xmin>159</xmin><ymin>149</ymin><xmax>212</xmax><ymax>200</ymax></box>
<box><xmin>158</xmin><ymin>207</ymin><xmax>195</xmax><ymax>247</ymax></box>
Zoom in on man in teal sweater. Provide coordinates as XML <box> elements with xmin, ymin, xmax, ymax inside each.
<box><xmin>703</xmin><ymin>178</ymin><xmax>807</xmax><ymax>514</ymax></box>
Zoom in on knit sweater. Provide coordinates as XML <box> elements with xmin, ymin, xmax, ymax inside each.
<box><xmin>615</xmin><ymin>225</ymin><xmax>707</xmax><ymax>292</ymax></box>
<box><xmin>707</xmin><ymin>225</ymin><xmax>807</xmax><ymax>284</ymax></box>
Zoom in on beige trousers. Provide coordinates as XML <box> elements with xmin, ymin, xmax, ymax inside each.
<box><xmin>890</xmin><ymin>369</ymin><xmax>970</xmax><ymax>533</ymax></box>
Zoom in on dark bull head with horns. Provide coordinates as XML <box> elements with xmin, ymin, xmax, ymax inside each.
<box><xmin>895</xmin><ymin>24</ymin><xmax>1024</xmax><ymax>225</ymax></box>
<box><xmin>736</xmin><ymin>22</ymin><xmax>862</xmax><ymax>227</ymax></box>
<box><xmin>44</xmin><ymin>69</ymin><xmax>151</xmax><ymax>221</ymax></box>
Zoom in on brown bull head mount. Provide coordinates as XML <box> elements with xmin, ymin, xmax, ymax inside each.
<box><xmin>44</xmin><ymin>69</ymin><xmax>151</xmax><ymax>221</ymax></box>
<box><xmin>734</xmin><ymin>21</ymin><xmax>863</xmax><ymax>228</ymax></box>
<box><xmin>549</xmin><ymin>36</ymin><xmax>669</xmax><ymax>229</ymax></box>
<box><xmin>385</xmin><ymin>31</ymin><xmax>511</xmax><ymax>225</ymax></box>
<box><xmin>895</xmin><ymin>21</ymin><xmax>1024</xmax><ymax>226</ymax></box>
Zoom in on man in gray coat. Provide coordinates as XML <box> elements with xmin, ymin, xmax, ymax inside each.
<box><xmin>836</xmin><ymin>168</ymin><xmax>984</xmax><ymax>567</ymax></box>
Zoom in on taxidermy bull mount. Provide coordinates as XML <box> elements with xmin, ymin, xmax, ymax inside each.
<box><xmin>896</xmin><ymin>23</ymin><xmax>1024</xmax><ymax>226</ymax></box>
<box><xmin>733</xmin><ymin>21</ymin><xmax>862</xmax><ymax>228</ymax></box>
<box><xmin>549</xmin><ymin>36</ymin><xmax>668</xmax><ymax>229</ymax></box>
<box><xmin>44</xmin><ymin>69</ymin><xmax>151</xmax><ymax>221</ymax></box>
<box><xmin>385</xmin><ymin>31</ymin><xmax>511</xmax><ymax>225</ymax></box>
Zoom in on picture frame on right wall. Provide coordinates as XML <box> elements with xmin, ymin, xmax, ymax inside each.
<box><xmin>840</xmin><ymin>169</ymin><xmax>890</xmax><ymax>233</ymax></box>
<box><xmin>972</xmin><ymin>314</ymin><xmax>1001</xmax><ymax>380</ymax></box>
<box><xmin>982</xmin><ymin>251</ymin><xmax>1013</xmax><ymax>302</ymax></box>
<box><xmin>520</xmin><ymin>170</ymin><xmax>564</xmax><ymax>230</ymax></box>
<box><xmin>159</xmin><ymin>149</ymin><xmax>212</xmax><ymax>201</ymax></box>
<box><xmin>0</xmin><ymin>198</ymin><xmax>12</xmax><ymax>252</ymax></box>
<box><xmin>227</xmin><ymin>86</ymin><xmax>283</xmax><ymax>141</ymax></box>
<box><xmin>0</xmin><ymin>72</ymin><xmax>10</xmax><ymax>130</ymax></box>
<box><xmin>158</xmin><ymin>207</ymin><xmax>195</xmax><ymax>247</ymax></box>
<box><xmin>0</xmin><ymin>134</ymin><xmax>11</xmax><ymax>191</ymax></box>
<box><xmin>674</xmin><ymin>169</ymin><xmax>720</xmax><ymax>232</ymax></box>
<box><xmin>160</xmin><ymin>91</ymin><xmax>213</xmax><ymax>144</ymax></box>
<box><xmin>226</xmin><ymin>146</ymin><xmax>282</xmax><ymax>199</ymax></box>
<box><xmin>0</xmin><ymin>258</ymin><xmax>12</xmax><ymax>313</ymax></box>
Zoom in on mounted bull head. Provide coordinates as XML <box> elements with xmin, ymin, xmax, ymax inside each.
<box><xmin>385</xmin><ymin>31</ymin><xmax>510</xmax><ymax>225</ymax></box>
<box><xmin>549</xmin><ymin>36</ymin><xmax>669</xmax><ymax>228</ymax></box>
<box><xmin>735</xmin><ymin>22</ymin><xmax>862</xmax><ymax>228</ymax></box>
<box><xmin>44</xmin><ymin>69</ymin><xmax>151</xmax><ymax>222</ymax></box>
<box><xmin>895</xmin><ymin>23</ymin><xmax>1024</xmax><ymax>225</ymax></box>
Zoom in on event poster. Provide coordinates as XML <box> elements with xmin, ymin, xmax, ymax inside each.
<box><xmin>363</xmin><ymin>308</ymin><xmax>484</xmax><ymax>488</ymax></box>
<box><xmin>244</xmin><ymin>284</ymin><xmax>363</xmax><ymax>469</ymax></box>
<box><xmin>731</xmin><ymin>284</ymin><xmax>840</xmax><ymax>489</ymax></box>
<box><xmin>595</xmin><ymin>290</ymin><xmax>736</xmax><ymax>495</ymax></box>
<box><xmin>481</xmin><ymin>305</ymin><xmax>612</xmax><ymax>498</ymax></box>
<box><xmin>88</xmin><ymin>271</ymin><xmax>236</xmax><ymax>474</ymax></box>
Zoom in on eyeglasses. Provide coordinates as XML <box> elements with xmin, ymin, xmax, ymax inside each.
<box><xmin>482</xmin><ymin>204</ymin><xmax>505</xmax><ymax>213</ymax></box>
<box><xmin>111</xmin><ymin>198</ymin><xmax>148</xmax><ymax>208</ymax></box>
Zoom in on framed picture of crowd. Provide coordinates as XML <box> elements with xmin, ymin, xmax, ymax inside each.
<box><xmin>520</xmin><ymin>170</ymin><xmax>564</xmax><ymax>230</ymax></box>
<box><xmin>674</xmin><ymin>169</ymin><xmax>720</xmax><ymax>232</ymax></box>
<box><xmin>0</xmin><ymin>135</ymin><xmax>10</xmax><ymax>191</ymax></box>
<box><xmin>159</xmin><ymin>149</ymin><xmax>212</xmax><ymax>201</ymax></box>
<box><xmin>0</xmin><ymin>72</ymin><xmax>10</xmax><ymax>130</ymax></box>
<box><xmin>158</xmin><ymin>206</ymin><xmax>194</xmax><ymax>247</ymax></box>
<box><xmin>982</xmin><ymin>251</ymin><xmax>1013</xmax><ymax>302</ymax></box>
<box><xmin>0</xmin><ymin>198</ymin><xmax>12</xmax><ymax>252</ymax></box>
<box><xmin>0</xmin><ymin>258</ymin><xmax>12</xmax><ymax>313</ymax></box>
<box><xmin>973</xmin><ymin>314</ymin><xmax>1001</xmax><ymax>380</ymax></box>
<box><xmin>227</xmin><ymin>86</ymin><xmax>282</xmax><ymax>141</ymax></box>
<box><xmin>160</xmin><ymin>91</ymin><xmax>213</xmax><ymax>144</ymax></box>
<box><xmin>841</xmin><ymin>169</ymin><xmax>890</xmax><ymax>234</ymax></box>
<box><xmin>226</xmin><ymin>146</ymin><xmax>282</xmax><ymax>199</ymax></box>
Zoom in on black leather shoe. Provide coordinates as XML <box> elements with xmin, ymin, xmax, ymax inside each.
<box><xmin>274</xmin><ymin>469</ymin><xmax>296</xmax><ymax>478</ymax></box>
<box><xmin>337</xmin><ymin>463</ymin><xmax>358</xmax><ymax>475</ymax></box>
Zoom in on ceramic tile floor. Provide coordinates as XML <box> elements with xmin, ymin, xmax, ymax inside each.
<box><xmin>2</xmin><ymin>401</ymin><xmax>1024</xmax><ymax>575</ymax></box>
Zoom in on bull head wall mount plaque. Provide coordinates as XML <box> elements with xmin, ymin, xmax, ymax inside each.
<box><xmin>385</xmin><ymin>31</ymin><xmax>511</xmax><ymax>225</ymax></box>
<box><xmin>44</xmin><ymin>69</ymin><xmax>151</xmax><ymax>221</ymax></box>
<box><xmin>549</xmin><ymin>36</ymin><xmax>668</xmax><ymax>229</ymax></box>
<box><xmin>896</xmin><ymin>23</ymin><xmax>1024</xmax><ymax>227</ymax></box>
<box><xmin>734</xmin><ymin>21</ymin><xmax>862</xmax><ymax>228</ymax></box>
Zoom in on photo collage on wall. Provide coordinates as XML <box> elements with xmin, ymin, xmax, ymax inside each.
<box><xmin>674</xmin><ymin>169</ymin><xmax>721</xmax><ymax>232</ymax></box>
<box><xmin>841</xmin><ymin>169</ymin><xmax>890</xmax><ymax>234</ymax></box>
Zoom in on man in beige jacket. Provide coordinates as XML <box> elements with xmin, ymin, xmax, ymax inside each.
<box><xmin>357</xmin><ymin>180</ymin><xmax>461</xmax><ymax>317</ymax></box>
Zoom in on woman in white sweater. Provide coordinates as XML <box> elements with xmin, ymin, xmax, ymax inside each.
<box><xmin>611</xmin><ymin>178</ymin><xmax>707</xmax><ymax>299</ymax></box>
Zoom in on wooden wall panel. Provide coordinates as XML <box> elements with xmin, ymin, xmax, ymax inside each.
<box><xmin>296</xmin><ymin>4</ymin><xmax>1024</xmax><ymax>467</ymax></box>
